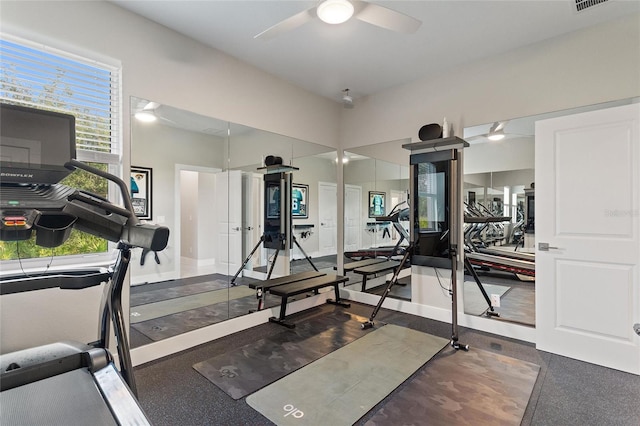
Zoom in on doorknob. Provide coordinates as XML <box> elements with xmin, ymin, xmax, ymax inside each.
<box><xmin>538</xmin><ymin>242</ymin><xmax>560</xmax><ymax>251</ymax></box>
<box><xmin>634</xmin><ymin>323</ymin><xmax>640</xmax><ymax>337</ymax></box>
<box><xmin>246</xmin><ymin>226</ymin><xmax>253</xmax><ymax>231</ymax></box>
<box><xmin>232</xmin><ymin>227</ymin><xmax>240</xmax><ymax>231</ymax></box>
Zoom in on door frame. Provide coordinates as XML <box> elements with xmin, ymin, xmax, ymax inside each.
<box><xmin>174</xmin><ymin>164</ymin><xmax>221</xmax><ymax>279</ymax></box>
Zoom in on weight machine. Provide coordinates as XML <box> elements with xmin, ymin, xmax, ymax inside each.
<box><xmin>230</xmin><ymin>162</ymin><xmax>317</xmax><ymax>288</ymax></box>
<box><xmin>362</xmin><ymin>136</ymin><xmax>471</xmax><ymax>351</ymax></box>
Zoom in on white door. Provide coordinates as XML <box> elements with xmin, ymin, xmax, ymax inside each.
<box><xmin>344</xmin><ymin>184</ymin><xmax>362</xmax><ymax>252</ymax></box>
<box><xmin>215</xmin><ymin>170</ymin><xmax>243</xmax><ymax>275</ymax></box>
<box><xmin>536</xmin><ymin>103</ymin><xmax>640</xmax><ymax>374</ymax></box>
<box><xmin>390</xmin><ymin>189</ymin><xmax>408</xmax><ymax>242</ymax></box>
<box><xmin>318</xmin><ymin>182</ymin><xmax>337</xmax><ymax>256</ymax></box>
<box><xmin>241</xmin><ymin>173</ymin><xmax>264</xmax><ymax>270</ymax></box>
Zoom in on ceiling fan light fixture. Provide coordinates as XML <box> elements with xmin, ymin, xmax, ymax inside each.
<box><xmin>135</xmin><ymin>110</ymin><xmax>157</xmax><ymax>123</ymax></box>
<box><xmin>317</xmin><ymin>0</ymin><xmax>354</xmax><ymax>24</ymax></box>
<box><xmin>487</xmin><ymin>130</ymin><xmax>505</xmax><ymax>141</ymax></box>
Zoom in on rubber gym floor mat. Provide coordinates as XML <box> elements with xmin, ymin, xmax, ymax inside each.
<box><xmin>130</xmin><ymin>286</ymin><xmax>255</xmax><ymax>323</ymax></box>
<box><xmin>366</xmin><ymin>276</ymin><xmax>412</xmax><ymax>300</ymax></box>
<box><xmin>193</xmin><ymin>309</ymin><xmax>373</xmax><ymax>399</ymax></box>
<box><xmin>365</xmin><ymin>347</ymin><xmax>540</xmax><ymax>426</ymax></box>
<box><xmin>131</xmin><ymin>292</ymin><xmax>285</xmax><ymax>342</ymax></box>
<box><xmin>246</xmin><ymin>324</ymin><xmax>448</xmax><ymax>426</ymax></box>
<box><xmin>463</xmin><ymin>281</ymin><xmax>510</xmax><ymax>316</ymax></box>
<box><xmin>490</xmin><ymin>286</ymin><xmax>536</xmax><ymax>326</ymax></box>
<box><xmin>131</xmin><ymin>300</ymin><xmax>231</xmax><ymax>341</ymax></box>
<box><xmin>130</xmin><ymin>278</ymin><xmax>229</xmax><ymax>306</ymax></box>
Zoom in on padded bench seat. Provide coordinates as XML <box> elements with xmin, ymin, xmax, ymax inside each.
<box><xmin>249</xmin><ymin>270</ymin><xmax>326</xmax><ymax>311</ymax></box>
<box><xmin>342</xmin><ymin>257</ymin><xmax>386</xmax><ymax>273</ymax></box>
<box><xmin>268</xmin><ymin>274</ymin><xmax>350</xmax><ymax>328</ymax></box>
<box><xmin>353</xmin><ymin>260</ymin><xmax>400</xmax><ymax>292</ymax></box>
<box><xmin>248</xmin><ymin>270</ymin><xmax>325</xmax><ymax>291</ymax></box>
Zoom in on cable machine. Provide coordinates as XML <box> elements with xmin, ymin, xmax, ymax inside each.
<box><xmin>230</xmin><ymin>158</ymin><xmax>317</xmax><ymax>287</ymax></box>
<box><xmin>362</xmin><ymin>136</ymin><xmax>470</xmax><ymax>351</ymax></box>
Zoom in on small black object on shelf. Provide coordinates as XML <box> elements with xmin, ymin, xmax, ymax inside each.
<box><xmin>418</xmin><ymin>123</ymin><xmax>442</xmax><ymax>141</ymax></box>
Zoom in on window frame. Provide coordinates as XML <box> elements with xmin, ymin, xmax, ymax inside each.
<box><xmin>0</xmin><ymin>34</ymin><xmax>123</xmax><ymax>270</ymax></box>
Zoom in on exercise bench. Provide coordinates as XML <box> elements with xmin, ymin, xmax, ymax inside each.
<box><xmin>268</xmin><ymin>274</ymin><xmax>350</xmax><ymax>328</ymax></box>
<box><xmin>249</xmin><ymin>270</ymin><xmax>325</xmax><ymax>311</ymax></box>
<box><xmin>353</xmin><ymin>260</ymin><xmax>400</xmax><ymax>292</ymax></box>
<box><xmin>342</xmin><ymin>257</ymin><xmax>386</xmax><ymax>273</ymax></box>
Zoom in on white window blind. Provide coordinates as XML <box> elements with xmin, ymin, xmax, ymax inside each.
<box><xmin>0</xmin><ymin>36</ymin><xmax>121</xmax><ymax>163</ymax></box>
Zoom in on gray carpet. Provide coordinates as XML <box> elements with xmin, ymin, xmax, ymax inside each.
<box><xmin>246</xmin><ymin>324</ymin><xmax>448</xmax><ymax>425</ymax></box>
<box><xmin>193</xmin><ymin>309</ymin><xmax>373</xmax><ymax>399</ymax></box>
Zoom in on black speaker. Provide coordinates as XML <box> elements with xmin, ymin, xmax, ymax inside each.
<box><xmin>265</xmin><ymin>155</ymin><xmax>283</xmax><ymax>166</ymax></box>
<box><xmin>418</xmin><ymin>123</ymin><xmax>442</xmax><ymax>141</ymax></box>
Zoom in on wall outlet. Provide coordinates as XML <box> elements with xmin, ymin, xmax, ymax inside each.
<box><xmin>491</xmin><ymin>293</ymin><xmax>501</xmax><ymax>308</ymax></box>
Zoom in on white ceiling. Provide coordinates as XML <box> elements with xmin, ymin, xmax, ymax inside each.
<box><xmin>111</xmin><ymin>0</ymin><xmax>639</xmax><ymax>103</ymax></box>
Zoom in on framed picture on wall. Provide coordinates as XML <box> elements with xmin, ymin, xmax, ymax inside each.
<box><xmin>292</xmin><ymin>183</ymin><xmax>309</xmax><ymax>219</ymax></box>
<box><xmin>368</xmin><ymin>191</ymin><xmax>386</xmax><ymax>218</ymax></box>
<box><xmin>130</xmin><ymin>166</ymin><xmax>152</xmax><ymax>220</ymax></box>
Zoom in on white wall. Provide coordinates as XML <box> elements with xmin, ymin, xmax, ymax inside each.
<box><xmin>340</xmin><ymin>14</ymin><xmax>640</xmax><ymax>150</ymax></box>
<box><xmin>180</xmin><ymin>170</ymin><xmax>199</xmax><ymax>260</ymax></box>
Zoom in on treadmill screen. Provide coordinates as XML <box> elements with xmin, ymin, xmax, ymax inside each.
<box><xmin>0</xmin><ymin>103</ymin><xmax>76</xmax><ymax>185</ymax></box>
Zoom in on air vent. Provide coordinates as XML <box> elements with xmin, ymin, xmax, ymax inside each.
<box><xmin>575</xmin><ymin>0</ymin><xmax>609</xmax><ymax>12</ymax></box>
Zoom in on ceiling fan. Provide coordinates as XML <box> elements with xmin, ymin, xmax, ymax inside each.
<box><xmin>255</xmin><ymin>0</ymin><xmax>422</xmax><ymax>40</ymax></box>
<box><xmin>465</xmin><ymin>121</ymin><xmax>533</xmax><ymax>144</ymax></box>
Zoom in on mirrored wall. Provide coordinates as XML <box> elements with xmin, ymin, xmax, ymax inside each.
<box><xmin>128</xmin><ymin>97</ymin><xmax>337</xmax><ymax>348</ymax></box>
<box><xmin>463</xmin><ymin>118</ymin><xmax>535</xmax><ymax>326</ymax></box>
<box><xmin>462</xmin><ymin>97</ymin><xmax>639</xmax><ymax>327</ymax></box>
<box><xmin>343</xmin><ymin>139</ymin><xmax>411</xmax><ymax>299</ymax></box>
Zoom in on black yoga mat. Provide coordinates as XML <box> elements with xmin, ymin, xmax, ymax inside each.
<box><xmin>193</xmin><ymin>309</ymin><xmax>373</xmax><ymax>399</ymax></box>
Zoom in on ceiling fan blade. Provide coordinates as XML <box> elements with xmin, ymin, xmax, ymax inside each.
<box><xmin>490</xmin><ymin>121</ymin><xmax>509</xmax><ymax>132</ymax></box>
<box><xmin>354</xmin><ymin>1</ymin><xmax>422</xmax><ymax>34</ymax></box>
<box><xmin>254</xmin><ymin>8</ymin><xmax>316</xmax><ymax>40</ymax></box>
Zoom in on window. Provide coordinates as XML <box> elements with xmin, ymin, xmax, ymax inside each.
<box><xmin>0</xmin><ymin>36</ymin><xmax>121</xmax><ymax>263</ymax></box>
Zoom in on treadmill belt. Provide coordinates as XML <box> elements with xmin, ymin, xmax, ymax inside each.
<box><xmin>0</xmin><ymin>368</ymin><xmax>116</xmax><ymax>426</ymax></box>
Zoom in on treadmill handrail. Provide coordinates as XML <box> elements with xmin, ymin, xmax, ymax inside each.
<box><xmin>65</xmin><ymin>159</ymin><xmax>138</xmax><ymax>225</ymax></box>
<box><xmin>0</xmin><ymin>269</ymin><xmax>111</xmax><ymax>295</ymax></box>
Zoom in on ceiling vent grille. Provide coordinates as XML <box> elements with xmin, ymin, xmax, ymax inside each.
<box><xmin>575</xmin><ymin>0</ymin><xmax>609</xmax><ymax>12</ymax></box>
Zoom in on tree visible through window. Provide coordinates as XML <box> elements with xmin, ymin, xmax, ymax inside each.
<box><xmin>0</xmin><ymin>37</ymin><xmax>121</xmax><ymax>261</ymax></box>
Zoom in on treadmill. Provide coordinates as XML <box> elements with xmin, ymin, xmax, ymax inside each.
<box><xmin>344</xmin><ymin>201</ymin><xmax>411</xmax><ymax>261</ymax></box>
<box><xmin>0</xmin><ymin>104</ymin><xmax>169</xmax><ymax>425</ymax></box>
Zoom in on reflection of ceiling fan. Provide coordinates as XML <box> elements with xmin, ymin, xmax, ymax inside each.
<box><xmin>486</xmin><ymin>121</ymin><xmax>507</xmax><ymax>141</ymax></box>
<box><xmin>255</xmin><ymin>0</ymin><xmax>422</xmax><ymax>40</ymax></box>
<box><xmin>465</xmin><ymin>121</ymin><xmax>510</xmax><ymax>143</ymax></box>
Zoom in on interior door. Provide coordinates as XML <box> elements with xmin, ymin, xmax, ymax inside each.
<box><xmin>215</xmin><ymin>170</ymin><xmax>243</xmax><ymax>275</ymax></box>
<box><xmin>318</xmin><ymin>182</ymin><xmax>337</xmax><ymax>256</ymax></box>
<box><xmin>390</xmin><ymin>189</ymin><xmax>408</xmax><ymax>243</ymax></box>
<box><xmin>241</xmin><ymin>172</ymin><xmax>263</xmax><ymax>270</ymax></box>
<box><xmin>344</xmin><ymin>184</ymin><xmax>362</xmax><ymax>252</ymax></box>
<box><xmin>536</xmin><ymin>103</ymin><xmax>640</xmax><ymax>374</ymax></box>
